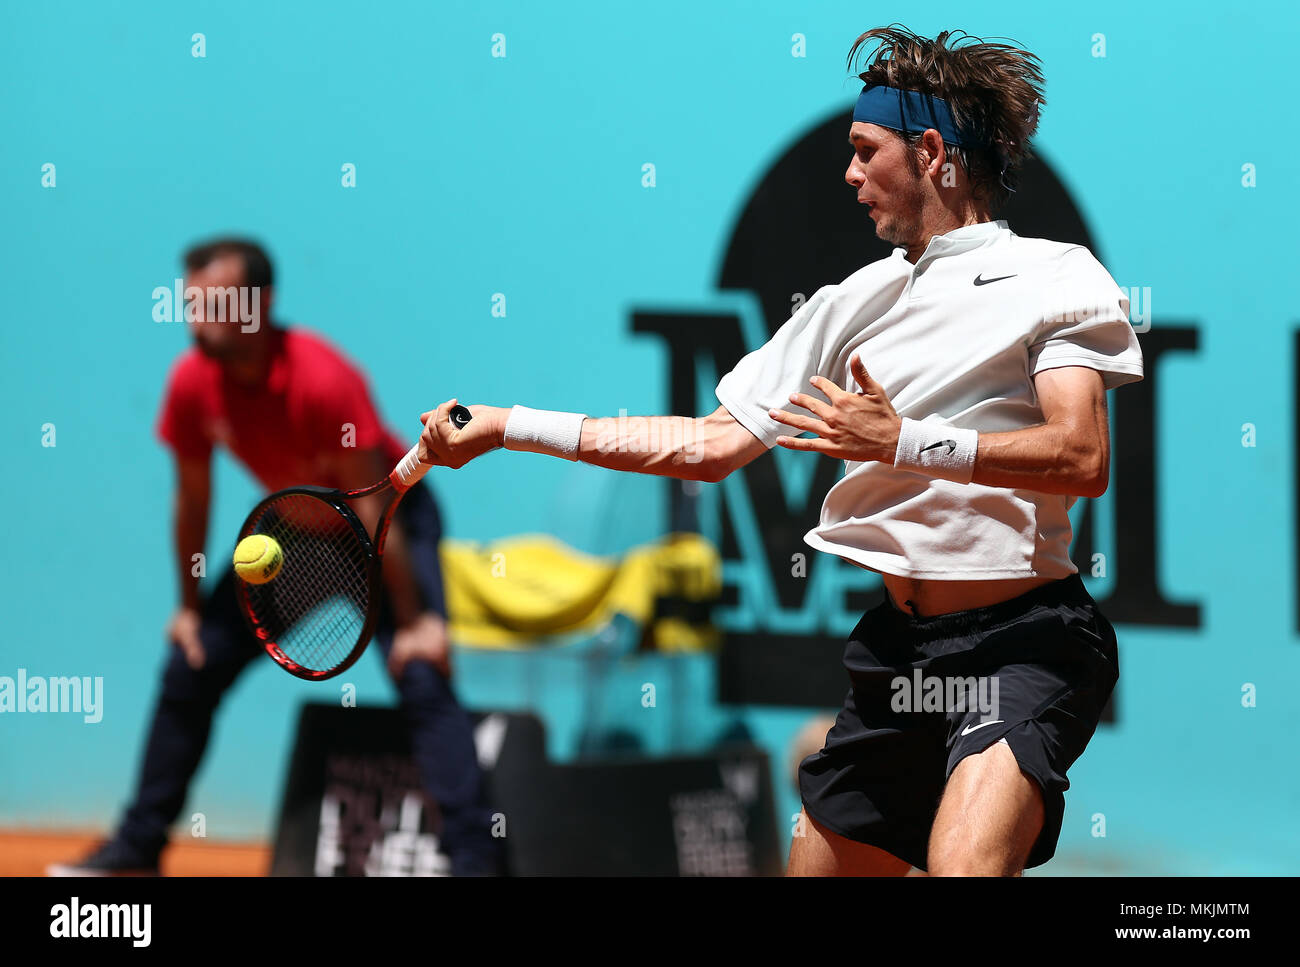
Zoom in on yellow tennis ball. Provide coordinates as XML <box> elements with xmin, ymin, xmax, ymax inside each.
<box><xmin>233</xmin><ymin>534</ymin><xmax>284</xmax><ymax>584</ymax></box>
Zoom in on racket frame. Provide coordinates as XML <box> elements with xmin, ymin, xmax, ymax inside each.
<box><xmin>234</xmin><ymin>404</ymin><xmax>471</xmax><ymax>681</ymax></box>
<box><xmin>235</xmin><ymin>483</ymin><xmax>394</xmax><ymax>681</ymax></box>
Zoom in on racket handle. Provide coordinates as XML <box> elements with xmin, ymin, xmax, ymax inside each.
<box><xmin>392</xmin><ymin>443</ymin><xmax>432</xmax><ymax>491</ymax></box>
<box><xmin>391</xmin><ymin>405</ymin><xmax>475</xmax><ymax>491</ymax></box>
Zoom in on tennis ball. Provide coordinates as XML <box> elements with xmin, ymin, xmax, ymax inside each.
<box><xmin>233</xmin><ymin>534</ymin><xmax>283</xmax><ymax>584</ymax></box>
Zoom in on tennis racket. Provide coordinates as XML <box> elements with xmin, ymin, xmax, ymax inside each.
<box><xmin>234</xmin><ymin>404</ymin><xmax>473</xmax><ymax>681</ymax></box>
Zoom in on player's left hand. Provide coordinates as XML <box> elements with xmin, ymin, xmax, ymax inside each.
<box><xmin>388</xmin><ymin>611</ymin><xmax>452</xmax><ymax>679</ymax></box>
<box><xmin>770</xmin><ymin>355</ymin><xmax>902</xmax><ymax>463</ymax></box>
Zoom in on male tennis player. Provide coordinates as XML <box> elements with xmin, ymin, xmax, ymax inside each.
<box><xmin>51</xmin><ymin>239</ymin><xmax>501</xmax><ymax>877</ymax></box>
<box><xmin>418</xmin><ymin>26</ymin><xmax>1143</xmax><ymax>877</ymax></box>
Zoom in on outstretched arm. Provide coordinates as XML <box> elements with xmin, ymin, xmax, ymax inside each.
<box><xmin>418</xmin><ymin>401</ymin><xmax>768</xmax><ymax>483</ymax></box>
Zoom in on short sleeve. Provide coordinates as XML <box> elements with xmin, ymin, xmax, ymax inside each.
<box><xmin>157</xmin><ymin>354</ymin><xmax>213</xmax><ymax>461</ymax></box>
<box><xmin>1028</xmin><ymin>247</ymin><xmax>1144</xmax><ymax>390</ymax></box>
<box><xmin>715</xmin><ymin>286</ymin><xmax>841</xmax><ymax>448</ymax></box>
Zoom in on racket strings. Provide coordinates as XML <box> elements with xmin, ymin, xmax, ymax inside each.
<box><xmin>242</xmin><ymin>494</ymin><xmax>372</xmax><ymax>673</ymax></box>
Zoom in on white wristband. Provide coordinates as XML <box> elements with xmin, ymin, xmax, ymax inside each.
<box><xmin>893</xmin><ymin>417</ymin><xmax>978</xmax><ymax>484</ymax></box>
<box><xmin>503</xmin><ymin>405</ymin><xmax>587</xmax><ymax>461</ymax></box>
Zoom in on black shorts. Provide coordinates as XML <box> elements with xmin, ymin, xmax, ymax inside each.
<box><xmin>798</xmin><ymin>572</ymin><xmax>1118</xmax><ymax>871</ymax></box>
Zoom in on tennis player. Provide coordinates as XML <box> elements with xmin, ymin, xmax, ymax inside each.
<box><xmin>51</xmin><ymin>239</ymin><xmax>502</xmax><ymax>877</ymax></box>
<box><xmin>418</xmin><ymin>27</ymin><xmax>1144</xmax><ymax>877</ymax></box>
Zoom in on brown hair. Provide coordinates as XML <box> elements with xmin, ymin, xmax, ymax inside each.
<box><xmin>848</xmin><ymin>26</ymin><xmax>1045</xmax><ymax>209</ymax></box>
<box><xmin>184</xmin><ymin>237</ymin><xmax>274</xmax><ymax>289</ymax></box>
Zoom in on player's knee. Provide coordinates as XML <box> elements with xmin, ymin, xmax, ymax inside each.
<box><xmin>927</xmin><ymin>826</ymin><xmax>1028</xmax><ymax>877</ymax></box>
<box><xmin>927</xmin><ymin>844</ymin><xmax>1019</xmax><ymax>877</ymax></box>
<box><xmin>928</xmin><ymin>861</ymin><xmax>1023</xmax><ymax>877</ymax></box>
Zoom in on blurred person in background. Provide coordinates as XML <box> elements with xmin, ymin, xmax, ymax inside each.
<box><xmin>50</xmin><ymin>238</ymin><xmax>501</xmax><ymax>877</ymax></box>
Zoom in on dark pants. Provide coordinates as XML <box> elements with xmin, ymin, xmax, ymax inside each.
<box><xmin>117</xmin><ymin>482</ymin><xmax>502</xmax><ymax>876</ymax></box>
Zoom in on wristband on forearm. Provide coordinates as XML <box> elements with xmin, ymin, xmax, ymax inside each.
<box><xmin>502</xmin><ymin>405</ymin><xmax>588</xmax><ymax>461</ymax></box>
<box><xmin>892</xmin><ymin>417</ymin><xmax>978</xmax><ymax>484</ymax></box>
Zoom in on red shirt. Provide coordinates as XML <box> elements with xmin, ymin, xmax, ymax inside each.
<box><xmin>157</xmin><ymin>327</ymin><xmax>408</xmax><ymax>492</ymax></box>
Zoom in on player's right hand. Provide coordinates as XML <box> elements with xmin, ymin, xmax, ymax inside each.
<box><xmin>418</xmin><ymin>399</ymin><xmax>507</xmax><ymax>469</ymax></box>
<box><xmin>167</xmin><ymin>607</ymin><xmax>206</xmax><ymax>669</ymax></box>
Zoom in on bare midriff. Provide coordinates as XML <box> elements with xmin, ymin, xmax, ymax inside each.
<box><xmin>875</xmin><ymin>571</ymin><xmax>1057</xmax><ymax>619</ymax></box>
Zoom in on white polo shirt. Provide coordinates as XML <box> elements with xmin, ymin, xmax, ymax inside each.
<box><xmin>715</xmin><ymin>219</ymin><xmax>1144</xmax><ymax>580</ymax></box>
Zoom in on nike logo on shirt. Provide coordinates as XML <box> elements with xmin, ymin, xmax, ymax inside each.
<box><xmin>920</xmin><ymin>440</ymin><xmax>957</xmax><ymax>455</ymax></box>
<box><xmin>973</xmin><ymin>274</ymin><xmax>1017</xmax><ymax>286</ymax></box>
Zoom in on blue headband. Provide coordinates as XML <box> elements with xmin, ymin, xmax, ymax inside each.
<box><xmin>852</xmin><ymin>85</ymin><xmax>986</xmax><ymax>150</ymax></box>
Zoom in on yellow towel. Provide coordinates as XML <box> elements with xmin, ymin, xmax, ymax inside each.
<box><xmin>439</xmin><ymin>532</ymin><xmax>722</xmax><ymax>651</ymax></box>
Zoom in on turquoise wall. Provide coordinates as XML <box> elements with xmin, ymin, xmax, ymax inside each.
<box><xmin>3</xmin><ymin>0</ymin><xmax>1297</xmax><ymax>874</ymax></box>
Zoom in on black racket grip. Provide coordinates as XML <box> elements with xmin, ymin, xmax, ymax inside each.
<box><xmin>449</xmin><ymin>404</ymin><xmax>473</xmax><ymax>429</ymax></box>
